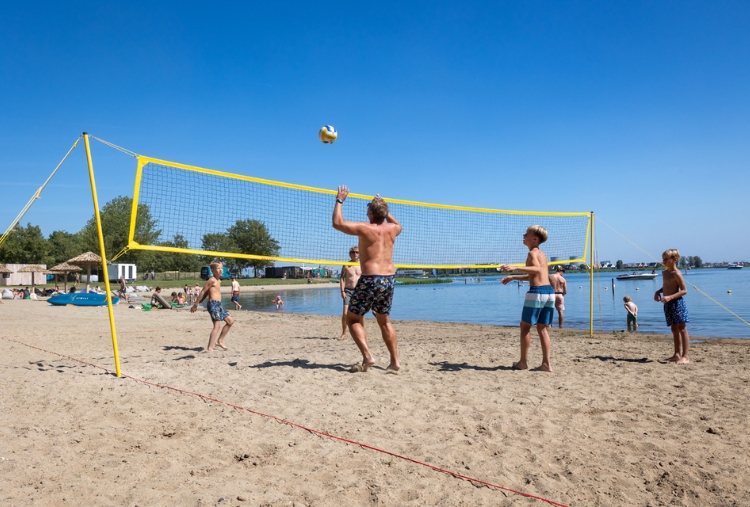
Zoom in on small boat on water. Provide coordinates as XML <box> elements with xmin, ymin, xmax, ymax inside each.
<box><xmin>616</xmin><ymin>272</ymin><xmax>658</xmax><ymax>281</ymax></box>
<box><xmin>727</xmin><ymin>264</ymin><xmax>744</xmax><ymax>269</ymax></box>
<box><xmin>48</xmin><ymin>292</ymin><xmax>119</xmax><ymax>306</ymax></box>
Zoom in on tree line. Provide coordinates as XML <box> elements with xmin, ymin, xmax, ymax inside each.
<box><xmin>614</xmin><ymin>256</ymin><xmax>703</xmax><ymax>270</ymax></box>
<box><xmin>0</xmin><ymin>196</ymin><xmax>280</xmax><ymax>275</ymax></box>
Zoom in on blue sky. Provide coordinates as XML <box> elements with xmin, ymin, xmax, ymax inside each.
<box><xmin>1</xmin><ymin>1</ymin><xmax>748</xmax><ymax>263</ymax></box>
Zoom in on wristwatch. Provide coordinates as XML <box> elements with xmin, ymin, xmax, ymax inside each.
<box><xmin>336</xmin><ymin>198</ymin><xmax>344</xmax><ymax>204</ymax></box>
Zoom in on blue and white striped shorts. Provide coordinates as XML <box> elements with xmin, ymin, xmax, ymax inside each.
<box><xmin>520</xmin><ymin>285</ymin><xmax>555</xmax><ymax>325</ymax></box>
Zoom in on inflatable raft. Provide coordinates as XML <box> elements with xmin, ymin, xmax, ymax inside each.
<box><xmin>48</xmin><ymin>293</ymin><xmax>120</xmax><ymax>306</ymax></box>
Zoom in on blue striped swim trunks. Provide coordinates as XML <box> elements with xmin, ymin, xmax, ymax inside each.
<box><xmin>520</xmin><ymin>285</ymin><xmax>555</xmax><ymax>325</ymax></box>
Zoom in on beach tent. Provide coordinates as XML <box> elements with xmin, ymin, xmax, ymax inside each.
<box><xmin>17</xmin><ymin>265</ymin><xmax>49</xmax><ymax>295</ymax></box>
<box><xmin>67</xmin><ymin>252</ymin><xmax>106</xmax><ymax>292</ymax></box>
<box><xmin>48</xmin><ymin>262</ymin><xmax>83</xmax><ymax>293</ymax></box>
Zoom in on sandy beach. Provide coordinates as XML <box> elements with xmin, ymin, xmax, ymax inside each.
<box><xmin>1</xmin><ymin>299</ymin><xmax>749</xmax><ymax>506</ymax></box>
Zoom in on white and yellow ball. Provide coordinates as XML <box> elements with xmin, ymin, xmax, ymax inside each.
<box><xmin>319</xmin><ymin>125</ymin><xmax>337</xmax><ymax>144</ymax></box>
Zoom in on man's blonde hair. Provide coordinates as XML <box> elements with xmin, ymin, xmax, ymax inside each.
<box><xmin>527</xmin><ymin>225</ymin><xmax>548</xmax><ymax>244</ymax></box>
<box><xmin>210</xmin><ymin>259</ymin><xmax>223</xmax><ymax>270</ymax></box>
<box><xmin>369</xmin><ymin>196</ymin><xmax>389</xmax><ymax>222</ymax></box>
<box><xmin>662</xmin><ymin>249</ymin><xmax>680</xmax><ymax>261</ymax></box>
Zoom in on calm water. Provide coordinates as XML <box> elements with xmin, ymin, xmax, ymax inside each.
<box><xmin>225</xmin><ymin>269</ymin><xmax>750</xmax><ymax>339</ymax></box>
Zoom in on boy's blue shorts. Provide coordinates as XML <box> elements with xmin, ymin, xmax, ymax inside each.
<box><xmin>521</xmin><ymin>285</ymin><xmax>555</xmax><ymax>326</ymax></box>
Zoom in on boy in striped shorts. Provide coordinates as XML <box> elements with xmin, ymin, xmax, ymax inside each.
<box><xmin>501</xmin><ymin>225</ymin><xmax>555</xmax><ymax>372</ymax></box>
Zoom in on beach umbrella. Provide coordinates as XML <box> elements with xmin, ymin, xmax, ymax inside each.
<box><xmin>48</xmin><ymin>262</ymin><xmax>83</xmax><ymax>292</ymax></box>
<box><xmin>67</xmin><ymin>252</ymin><xmax>105</xmax><ymax>292</ymax></box>
<box><xmin>17</xmin><ymin>265</ymin><xmax>50</xmax><ymax>294</ymax></box>
<box><xmin>0</xmin><ymin>265</ymin><xmax>12</xmax><ymax>274</ymax></box>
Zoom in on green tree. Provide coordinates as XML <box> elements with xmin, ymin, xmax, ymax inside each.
<box><xmin>0</xmin><ymin>223</ymin><xmax>52</xmax><ymax>264</ymax></box>
<box><xmin>615</xmin><ymin>260</ymin><xmax>623</xmax><ymax>269</ymax></box>
<box><xmin>78</xmin><ymin>196</ymin><xmax>161</xmax><ymax>266</ymax></box>
<box><xmin>678</xmin><ymin>256</ymin><xmax>688</xmax><ymax>268</ymax></box>
<box><xmin>693</xmin><ymin>256</ymin><xmax>703</xmax><ymax>268</ymax></box>
<box><xmin>200</xmin><ymin>220</ymin><xmax>280</xmax><ymax>276</ymax></box>
<box><xmin>48</xmin><ymin>230</ymin><xmax>83</xmax><ymax>265</ymax></box>
<box><xmin>227</xmin><ymin>219</ymin><xmax>280</xmax><ymax>276</ymax></box>
<box><xmin>155</xmin><ymin>234</ymin><xmax>202</xmax><ymax>272</ymax></box>
<box><xmin>200</xmin><ymin>231</ymin><xmax>237</xmax><ymax>270</ymax></box>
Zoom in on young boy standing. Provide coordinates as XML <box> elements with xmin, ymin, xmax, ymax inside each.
<box><xmin>654</xmin><ymin>249</ymin><xmax>690</xmax><ymax>364</ymax></box>
<box><xmin>191</xmin><ymin>260</ymin><xmax>234</xmax><ymax>352</ymax></box>
<box><xmin>500</xmin><ymin>225</ymin><xmax>555</xmax><ymax>372</ymax></box>
<box><xmin>623</xmin><ymin>295</ymin><xmax>638</xmax><ymax>331</ymax></box>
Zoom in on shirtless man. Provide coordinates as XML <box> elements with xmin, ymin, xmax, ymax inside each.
<box><xmin>338</xmin><ymin>246</ymin><xmax>362</xmax><ymax>340</ymax></box>
<box><xmin>548</xmin><ymin>266</ymin><xmax>567</xmax><ymax>328</ymax></box>
<box><xmin>500</xmin><ymin>225</ymin><xmax>555</xmax><ymax>372</ymax></box>
<box><xmin>230</xmin><ymin>275</ymin><xmax>242</xmax><ymax>310</ymax></box>
<box><xmin>191</xmin><ymin>260</ymin><xmax>234</xmax><ymax>352</ymax></box>
<box><xmin>332</xmin><ymin>185</ymin><xmax>402</xmax><ymax>373</ymax></box>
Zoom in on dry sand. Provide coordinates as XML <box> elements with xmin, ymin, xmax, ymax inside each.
<box><xmin>1</xmin><ymin>299</ymin><xmax>749</xmax><ymax>506</ymax></box>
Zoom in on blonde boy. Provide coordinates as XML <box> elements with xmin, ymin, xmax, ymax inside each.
<box><xmin>623</xmin><ymin>295</ymin><xmax>638</xmax><ymax>331</ymax></box>
<box><xmin>654</xmin><ymin>249</ymin><xmax>690</xmax><ymax>364</ymax></box>
<box><xmin>500</xmin><ymin>225</ymin><xmax>555</xmax><ymax>372</ymax></box>
<box><xmin>191</xmin><ymin>260</ymin><xmax>234</xmax><ymax>352</ymax></box>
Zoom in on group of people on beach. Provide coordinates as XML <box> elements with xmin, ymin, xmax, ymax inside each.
<box><xmin>191</xmin><ymin>187</ymin><xmax>691</xmax><ymax>370</ymax></box>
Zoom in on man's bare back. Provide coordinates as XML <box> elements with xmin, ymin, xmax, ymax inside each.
<box><xmin>549</xmin><ymin>272</ymin><xmax>566</xmax><ymax>293</ymax></box>
<box><xmin>355</xmin><ymin>222</ymin><xmax>400</xmax><ymax>275</ymax></box>
<box><xmin>332</xmin><ymin>187</ymin><xmax>401</xmax><ymax>275</ymax></box>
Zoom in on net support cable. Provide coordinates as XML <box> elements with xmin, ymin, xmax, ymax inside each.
<box><xmin>0</xmin><ymin>137</ymin><xmax>81</xmax><ymax>249</ymax></box>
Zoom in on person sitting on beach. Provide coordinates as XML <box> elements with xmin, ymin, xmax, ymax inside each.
<box><xmin>177</xmin><ymin>292</ymin><xmax>186</xmax><ymax>305</ymax></box>
<box><xmin>623</xmin><ymin>295</ymin><xmax>638</xmax><ymax>331</ymax></box>
<box><xmin>69</xmin><ymin>287</ymin><xmax>76</xmax><ymax>293</ymax></box>
<box><xmin>191</xmin><ymin>260</ymin><xmax>234</xmax><ymax>352</ymax></box>
<box><xmin>654</xmin><ymin>249</ymin><xmax>690</xmax><ymax>364</ymax></box>
<box><xmin>118</xmin><ymin>277</ymin><xmax>128</xmax><ymax>298</ymax></box>
<box><xmin>230</xmin><ymin>276</ymin><xmax>242</xmax><ymax>310</ymax></box>
<box><xmin>151</xmin><ymin>287</ymin><xmax>168</xmax><ymax>308</ymax></box>
<box><xmin>333</xmin><ymin>186</ymin><xmax>403</xmax><ymax>374</ymax></box>
<box><xmin>501</xmin><ymin>225</ymin><xmax>555</xmax><ymax>372</ymax></box>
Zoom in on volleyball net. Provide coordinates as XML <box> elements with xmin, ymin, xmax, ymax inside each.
<box><xmin>117</xmin><ymin>155</ymin><xmax>591</xmax><ymax>269</ymax></box>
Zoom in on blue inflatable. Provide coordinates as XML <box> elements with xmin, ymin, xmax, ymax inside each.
<box><xmin>48</xmin><ymin>293</ymin><xmax>119</xmax><ymax>307</ymax></box>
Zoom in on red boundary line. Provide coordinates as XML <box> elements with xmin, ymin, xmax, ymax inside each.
<box><xmin>2</xmin><ymin>336</ymin><xmax>569</xmax><ymax>507</ymax></box>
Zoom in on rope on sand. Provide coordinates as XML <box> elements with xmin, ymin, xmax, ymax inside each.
<box><xmin>2</xmin><ymin>336</ymin><xmax>570</xmax><ymax>507</ymax></box>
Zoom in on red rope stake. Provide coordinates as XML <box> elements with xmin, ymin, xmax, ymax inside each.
<box><xmin>2</xmin><ymin>336</ymin><xmax>569</xmax><ymax>507</ymax></box>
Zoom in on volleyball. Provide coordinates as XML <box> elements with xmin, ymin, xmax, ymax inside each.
<box><xmin>319</xmin><ymin>125</ymin><xmax>337</xmax><ymax>144</ymax></box>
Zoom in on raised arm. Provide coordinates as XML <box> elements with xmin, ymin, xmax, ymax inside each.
<box><xmin>332</xmin><ymin>185</ymin><xmax>366</xmax><ymax>236</ymax></box>
<box><xmin>385</xmin><ymin>211</ymin><xmax>402</xmax><ymax>236</ymax></box>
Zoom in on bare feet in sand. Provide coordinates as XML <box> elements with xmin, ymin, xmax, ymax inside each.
<box><xmin>531</xmin><ymin>364</ymin><xmax>552</xmax><ymax>372</ymax></box>
<box><xmin>512</xmin><ymin>361</ymin><xmax>528</xmax><ymax>370</ymax></box>
<box><xmin>337</xmin><ymin>334</ymin><xmax>347</xmax><ymax>341</ymax></box>
<box><xmin>676</xmin><ymin>357</ymin><xmax>690</xmax><ymax>365</ymax></box>
<box><xmin>385</xmin><ymin>365</ymin><xmax>400</xmax><ymax>375</ymax></box>
<box><xmin>665</xmin><ymin>354</ymin><xmax>681</xmax><ymax>362</ymax></box>
<box><xmin>215</xmin><ymin>343</ymin><xmax>228</xmax><ymax>351</ymax></box>
<box><xmin>349</xmin><ymin>360</ymin><xmax>376</xmax><ymax>373</ymax></box>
